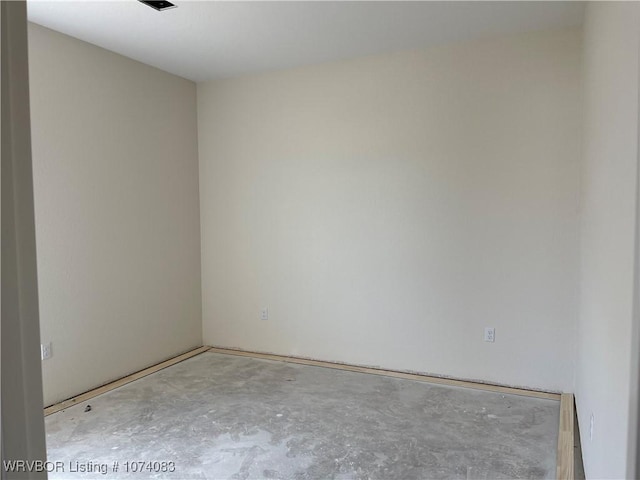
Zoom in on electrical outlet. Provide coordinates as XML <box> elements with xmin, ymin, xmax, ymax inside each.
<box><xmin>41</xmin><ymin>342</ymin><xmax>52</xmax><ymax>360</ymax></box>
<box><xmin>484</xmin><ymin>327</ymin><xmax>495</xmax><ymax>342</ymax></box>
<box><xmin>260</xmin><ymin>308</ymin><xmax>269</xmax><ymax>321</ymax></box>
<box><xmin>590</xmin><ymin>413</ymin><xmax>594</xmax><ymax>441</ymax></box>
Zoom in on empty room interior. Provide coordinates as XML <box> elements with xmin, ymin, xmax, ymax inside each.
<box><xmin>3</xmin><ymin>0</ymin><xmax>640</xmax><ymax>479</ymax></box>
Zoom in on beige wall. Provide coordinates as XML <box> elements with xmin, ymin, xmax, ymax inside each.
<box><xmin>28</xmin><ymin>23</ymin><xmax>202</xmax><ymax>406</ymax></box>
<box><xmin>577</xmin><ymin>3</ymin><xmax>640</xmax><ymax>478</ymax></box>
<box><xmin>198</xmin><ymin>28</ymin><xmax>582</xmax><ymax>392</ymax></box>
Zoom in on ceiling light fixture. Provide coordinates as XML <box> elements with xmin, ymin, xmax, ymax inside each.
<box><xmin>138</xmin><ymin>1</ymin><xmax>176</xmax><ymax>12</ymax></box>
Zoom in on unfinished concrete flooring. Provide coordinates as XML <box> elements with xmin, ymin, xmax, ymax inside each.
<box><xmin>45</xmin><ymin>352</ymin><xmax>559</xmax><ymax>479</ymax></box>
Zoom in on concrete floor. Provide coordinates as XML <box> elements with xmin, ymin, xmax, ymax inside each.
<box><xmin>45</xmin><ymin>352</ymin><xmax>559</xmax><ymax>479</ymax></box>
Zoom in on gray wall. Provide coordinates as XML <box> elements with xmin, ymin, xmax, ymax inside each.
<box><xmin>1</xmin><ymin>2</ymin><xmax>47</xmax><ymax>477</ymax></box>
<box><xmin>28</xmin><ymin>23</ymin><xmax>202</xmax><ymax>406</ymax></box>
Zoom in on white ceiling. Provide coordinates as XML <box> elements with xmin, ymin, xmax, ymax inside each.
<box><xmin>27</xmin><ymin>1</ymin><xmax>585</xmax><ymax>82</ymax></box>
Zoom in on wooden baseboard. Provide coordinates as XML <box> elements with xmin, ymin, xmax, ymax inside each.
<box><xmin>556</xmin><ymin>393</ymin><xmax>575</xmax><ymax>480</ymax></box>
<box><xmin>44</xmin><ymin>346</ymin><xmax>209</xmax><ymax>416</ymax></box>
<box><xmin>206</xmin><ymin>346</ymin><xmax>560</xmax><ymax>401</ymax></box>
<box><xmin>209</xmin><ymin>346</ymin><xmax>574</xmax><ymax>477</ymax></box>
<box><xmin>44</xmin><ymin>344</ymin><xmax>573</xmax><ymax>478</ymax></box>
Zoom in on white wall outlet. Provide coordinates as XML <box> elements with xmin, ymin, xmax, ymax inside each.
<box><xmin>260</xmin><ymin>308</ymin><xmax>269</xmax><ymax>321</ymax></box>
<box><xmin>41</xmin><ymin>342</ymin><xmax>52</xmax><ymax>360</ymax></box>
<box><xmin>484</xmin><ymin>327</ymin><xmax>495</xmax><ymax>342</ymax></box>
<box><xmin>590</xmin><ymin>413</ymin><xmax>594</xmax><ymax>441</ymax></box>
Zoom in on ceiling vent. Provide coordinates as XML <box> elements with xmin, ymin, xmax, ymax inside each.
<box><xmin>138</xmin><ymin>1</ymin><xmax>176</xmax><ymax>12</ymax></box>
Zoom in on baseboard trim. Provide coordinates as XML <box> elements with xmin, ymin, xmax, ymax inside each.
<box><xmin>43</xmin><ymin>346</ymin><xmax>209</xmax><ymax>416</ymax></box>
<box><xmin>208</xmin><ymin>346</ymin><xmax>575</xmax><ymax>477</ymax></box>
<box><xmin>43</xmin><ymin>344</ymin><xmax>573</xmax><ymax>478</ymax></box>
<box><xmin>206</xmin><ymin>346</ymin><xmax>561</xmax><ymax>401</ymax></box>
<box><xmin>556</xmin><ymin>393</ymin><xmax>575</xmax><ymax>480</ymax></box>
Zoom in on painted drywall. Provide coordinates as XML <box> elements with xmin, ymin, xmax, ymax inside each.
<box><xmin>576</xmin><ymin>3</ymin><xmax>640</xmax><ymax>479</ymax></box>
<box><xmin>1</xmin><ymin>3</ymin><xmax>47</xmax><ymax>473</ymax></box>
<box><xmin>199</xmin><ymin>28</ymin><xmax>582</xmax><ymax>392</ymax></box>
<box><xmin>28</xmin><ymin>23</ymin><xmax>202</xmax><ymax>407</ymax></box>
